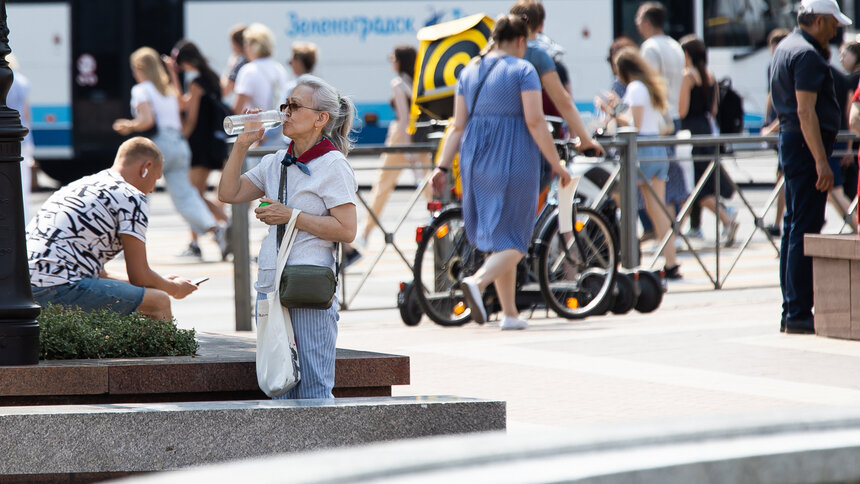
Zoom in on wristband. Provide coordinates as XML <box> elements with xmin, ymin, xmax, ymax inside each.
<box><xmin>436</xmin><ymin>166</ymin><xmax>450</xmax><ymax>173</ymax></box>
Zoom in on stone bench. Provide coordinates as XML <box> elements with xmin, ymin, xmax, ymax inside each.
<box><xmin>805</xmin><ymin>234</ymin><xmax>860</xmax><ymax>339</ymax></box>
<box><xmin>0</xmin><ymin>396</ymin><xmax>506</xmax><ymax>483</ymax></box>
<box><xmin>0</xmin><ymin>333</ymin><xmax>409</xmax><ymax>406</ymax></box>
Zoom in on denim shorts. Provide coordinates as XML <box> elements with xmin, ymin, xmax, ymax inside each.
<box><xmin>637</xmin><ymin>144</ymin><xmax>670</xmax><ymax>182</ymax></box>
<box><xmin>32</xmin><ymin>278</ymin><xmax>145</xmax><ymax>314</ymax></box>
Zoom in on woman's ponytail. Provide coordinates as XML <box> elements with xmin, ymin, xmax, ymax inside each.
<box><xmin>329</xmin><ymin>95</ymin><xmax>356</xmax><ymax>155</ymax></box>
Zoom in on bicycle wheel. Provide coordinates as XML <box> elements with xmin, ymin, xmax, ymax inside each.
<box><xmin>537</xmin><ymin>205</ymin><xmax>618</xmax><ymax>319</ymax></box>
<box><xmin>413</xmin><ymin>207</ymin><xmax>480</xmax><ymax>326</ymax></box>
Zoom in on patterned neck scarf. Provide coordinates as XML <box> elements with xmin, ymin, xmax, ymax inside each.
<box><xmin>280</xmin><ymin>137</ymin><xmax>338</xmax><ymax>175</ymax></box>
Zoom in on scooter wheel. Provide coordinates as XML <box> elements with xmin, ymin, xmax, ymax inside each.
<box><xmin>397</xmin><ymin>281</ymin><xmax>423</xmax><ymax>326</ymax></box>
<box><xmin>611</xmin><ymin>272</ymin><xmax>637</xmax><ymax>315</ymax></box>
<box><xmin>634</xmin><ymin>270</ymin><xmax>663</xmax><ymax>313</ymax></box>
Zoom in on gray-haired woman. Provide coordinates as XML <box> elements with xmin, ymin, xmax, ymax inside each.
<box><xmin>219</xmin><ymin>74</ymin><xmax>357</xmax><ymax>399</ymax></box>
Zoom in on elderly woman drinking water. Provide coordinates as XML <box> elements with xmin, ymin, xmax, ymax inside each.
<box><xmin>219</xmin><ymin>75</ymin><xmax>357</xmax><ymax>399</ymax></box>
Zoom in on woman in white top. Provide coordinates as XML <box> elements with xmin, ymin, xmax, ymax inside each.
<box><xmin>609</xmin><ymin>46</ymin><xmax>680</xmax><ymax>279</ymax></box>
<box><xmin>232</xmin><ymin>23</ymin><xmax>291</xmax><ymax>148</ymax></box>
<box><xmin>113</xmin><ymin>47</ymin><xmax>225</xmax><ymax>258</ymax></box>
<box><xmin>219</xmin><ymin>75</ymin><xmax>357</xmax><ymax>399</ymax></box>
<box><xmin>360</xmin><ymin>45</ymin><xmax>430</xmax><ymax>244</ymax></box>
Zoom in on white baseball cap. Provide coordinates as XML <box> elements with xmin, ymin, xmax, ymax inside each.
<box><xmin>801</xmin><ymin>0</ymin><xmax>853</xmax><ymax>26</ymax></box>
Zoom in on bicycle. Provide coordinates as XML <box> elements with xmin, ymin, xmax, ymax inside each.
<box><xmin>411</xmin><ymin>141</ymin><xmax>620</xmax><ymax>326</ymax></box>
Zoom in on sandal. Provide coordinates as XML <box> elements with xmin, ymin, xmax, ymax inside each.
<box><xmin>663</xmin><ymin>264</ymin><xmax>682</xmax><ymax>280</ymax></box>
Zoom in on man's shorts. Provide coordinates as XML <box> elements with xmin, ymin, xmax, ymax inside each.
<box><xmin>32</xmin><ymin>278</ymin><xmax>145</xmax><ymax>314</ymax></box>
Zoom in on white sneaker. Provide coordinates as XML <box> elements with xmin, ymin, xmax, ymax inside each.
<box><xmin>459</xmin><ymin>277</ymin><xmax>487</xmax><ymax>324</ymax></box>
<box><xmin>721</xmin><ymin>207</ymin><xmax>739</xmax><ymax>247</ymax></box>
<box><xmin>500</xmin><ymin>316</ymin><xmax>528</xmax><ymax>331</ymax></box>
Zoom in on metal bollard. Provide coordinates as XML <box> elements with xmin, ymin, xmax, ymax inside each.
<box><xmin>618</xmin><ymin>127</ymin><xmax>639</xmax><ymax>269</ymax></box>
<box><xmin>231</xmin><ymin>202</ymin><xmax>252</xmax><ymax>331</ymax></box>
<box><xmin>0</xmin><ymin>3</ymin><xmax>40</xmax><ymax>365</ymax></box>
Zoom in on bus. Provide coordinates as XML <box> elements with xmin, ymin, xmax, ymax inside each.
<box><xmin>7</xmin><ymin>0</ymin><xmax>856</xmax><ymax>183</ymax></box>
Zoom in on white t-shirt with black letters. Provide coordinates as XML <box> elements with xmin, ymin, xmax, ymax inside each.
<box><xmin>27</xmin><ymin>170</ymin><xmax>149</xmax><ymax>287</ymax></box>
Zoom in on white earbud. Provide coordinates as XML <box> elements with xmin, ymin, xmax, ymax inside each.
<box><xmin>142</xmin><ymin>168</ymin><xmax>149</xmax><ymax>178</ymax></box>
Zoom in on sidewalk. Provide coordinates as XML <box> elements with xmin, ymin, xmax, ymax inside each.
<box><xmin>25</xmin><ymin>164</ymin><xmax>860</xmax><ymax>435</ymax></box>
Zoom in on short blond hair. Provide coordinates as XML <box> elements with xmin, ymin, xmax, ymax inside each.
<box><xmin>291</xmin><ymin>41</ymin><xmax>318</xmax><ymax>72</ymax></box>
<box><xmin>116</xmin><ymin>137</ymin><xmax>163</xmax><ymax>167</ymax></box>
<box><xmin>243</xmin><ymin>23</ymin><xmax>274</xmax><ymax>59</ymax></box>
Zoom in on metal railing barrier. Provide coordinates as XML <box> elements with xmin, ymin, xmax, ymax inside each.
<box><xmin>600</xmin><ymin>129</ymin><xmax>859</xmax><ymax>289</ymax></box>
<box><xmin>227</xmin><ymin>143</ymin><xmax>439</xmax><ymax>327</ymax></box>
<box><xmin>226</xmin><ymin>130</ymin><xmax>859</xmax><ymax>326</ymax></box>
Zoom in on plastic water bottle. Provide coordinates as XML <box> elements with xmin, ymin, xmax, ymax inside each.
<box><xmin>223</xmin><ymin>110</ymin><xmax>287</xmax><ymax>135</ymax></box>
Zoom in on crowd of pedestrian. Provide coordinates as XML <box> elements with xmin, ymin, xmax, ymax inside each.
<box><xmin>18</xmin><ymin>0</ymin><xmax>860</xmax><ymax>401</ymax></box>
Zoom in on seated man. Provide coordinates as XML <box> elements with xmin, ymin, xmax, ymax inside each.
<box><xmin>27</xmin><ymin>137</ymin><xmax>197</xmax><ymax>321</ymax></box>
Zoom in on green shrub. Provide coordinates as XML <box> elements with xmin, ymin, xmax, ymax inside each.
<box><xmin>38</xmin><ymin>304</ymin><xmax>198</xmax><ymax>360</ymax></box>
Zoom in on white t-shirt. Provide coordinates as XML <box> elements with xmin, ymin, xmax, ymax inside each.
<box><xmin>641</xmin><ymin>34</ymin><xmax>685</xmax><ymax>120</ymax></box>
<box><xmin>27</xmin><ymin>170</ymin><xmax>149</xmax><ymax>287</ymax></box>
<box><xmin>623</xmin><ymin>80</ymin><xmax>661</xmax><ymax>136</ymax></box>
<box><xmin>234</xmin><ymin>58</ymin><xmax>291</xmax><ymax>111</ymax></box>
<box><xmin>130</xmin><ymin>80</ymin><xmax>182</xmax><ymax>131</ymax></box>
<box><xmin>244</xmin><ymin>149</ymin><xmax>357</xmax><ymax>293</ymax></box>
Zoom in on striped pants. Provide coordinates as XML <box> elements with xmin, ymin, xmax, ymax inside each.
<box><xmin>256</xmin><ymin>292</ymin><xmax>339</xmax><ymax>399</ymax></box>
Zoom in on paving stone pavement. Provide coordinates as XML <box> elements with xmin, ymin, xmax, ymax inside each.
<box><xmin>24</xmin><ymin>154</ymin><xmax>860</xmax><ymax>435</ymax></box>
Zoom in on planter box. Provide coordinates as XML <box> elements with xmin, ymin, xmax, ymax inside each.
<box><xmin>0</xmin><ymin>333</ymin><xmax>410</xmax><ymax>405</ymax></box>
<box><xmin>804</xmin><ymin>234</ymin><xmax>860</xmax><ymax>340</ymax></box>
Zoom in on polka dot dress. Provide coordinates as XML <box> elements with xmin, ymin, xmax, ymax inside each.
<box><xmin>457</xmin><ymin>55</ymin><xmax>542</xmax><ymax>253</ymax></box>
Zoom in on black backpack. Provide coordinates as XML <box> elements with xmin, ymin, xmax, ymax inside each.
<box><xmin>717</xmin><ymin>77</ymin><xmax>744</xmax><ymax>134</ymax></box>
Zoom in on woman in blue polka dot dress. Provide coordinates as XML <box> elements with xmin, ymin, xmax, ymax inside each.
<box><xmin>431</xmin><ymin>14</ymin><xmax>571</xmax><ymax>331</ymax></box>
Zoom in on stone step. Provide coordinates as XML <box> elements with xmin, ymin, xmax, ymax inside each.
<box><xmin>0</xmin><ymin>396</ymin><xmax>505</xmax><ymax>482</ymax></box>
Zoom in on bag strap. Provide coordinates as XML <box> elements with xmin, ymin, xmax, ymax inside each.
<box><xmin>468</xmin><ymin>57</ymin><xmax>502</xmax><ymax>116</ymax></box>
<box><xmin>275</xmin><ymin>161</ymin><xmax>341</xmax><ymax>280</ymax></box>
<box><xmin>273</xmin><ymin>208</ymin><xmax>302</xmax><ymax>294</ymax></box>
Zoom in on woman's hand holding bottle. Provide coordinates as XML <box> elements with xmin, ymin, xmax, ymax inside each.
<box><xmin>233</xmin><ymin>108</ymin><xmax>266</xmax><ymax>147</ymax></box>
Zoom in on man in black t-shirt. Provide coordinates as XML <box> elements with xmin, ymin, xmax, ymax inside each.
<box><xmin>770</xmin><ymin>0</ymin><xmax>852</xmax><ymax>334</ymax></box>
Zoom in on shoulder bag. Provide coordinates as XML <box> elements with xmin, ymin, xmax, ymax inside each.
<box><xmin>256</xmin><ymin>209</ymin><xmax>302</xmax><ymax>398</ymax></box>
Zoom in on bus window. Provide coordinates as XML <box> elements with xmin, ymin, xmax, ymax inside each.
<box><xmin>705</xmin><ymin>0</ymin><xmax>795</xmax><ymax>48</ymax></box>
<box><xmin>614</xmin><ymin>0</ymin><xmax>694</xmax><ymax>42</ymax></box>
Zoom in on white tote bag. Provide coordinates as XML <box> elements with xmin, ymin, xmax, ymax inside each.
<box><xmin>256</xmin><ymin>209</ymin><xmax>302</xmax><ymax>398</ymax></box>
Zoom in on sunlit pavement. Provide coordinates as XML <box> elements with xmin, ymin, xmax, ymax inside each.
<box><xmin>24</xmin><ymin>153</ymin><xmax>860</xmax><ymax>434</ymax></box>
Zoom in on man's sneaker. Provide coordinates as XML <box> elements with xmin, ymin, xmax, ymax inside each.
<box><xmin>214</xmin><ymin>224</ymin><xmax>232</xmax><ymax>261</ymax></box>
<box><xmin>500</xmin><ymin>316</ymin><xmax>528</xmax><ymax>330</ymax></box>
<box><xmin>178</xmin><ymin>241</ymin><xmax>202</xmax><ymax>259</ymax></box>
<box><xmin>684</xmin><ymin>227</ymin><xmax>704</xmax><ymax>239</ymax></box>
<box><xmin>721</xmin><ymin>207</ymin><xmax>739</xmax><ymax>247</ymax></box>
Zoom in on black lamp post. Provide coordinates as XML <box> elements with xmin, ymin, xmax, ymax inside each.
<box><xmin>0</xmin><ymin>0</ymin><xmax>40</xmax><ymax>366</ymax></box>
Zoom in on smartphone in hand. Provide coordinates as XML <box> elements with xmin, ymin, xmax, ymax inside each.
<box><xmin>191</xmin><ymin>277</ymin><xmax>209</xmax><ymax>286</ymax></box>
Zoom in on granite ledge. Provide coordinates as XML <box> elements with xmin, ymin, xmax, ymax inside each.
<box><xmin>804</xmin><ymin>233</ymin><xmax>860</xmax><ymax>259</ymax></box>
<box><xmin>0</xmin><ymin>333</ymin><xmax>409</xmax><ymax>403</ymax></box>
